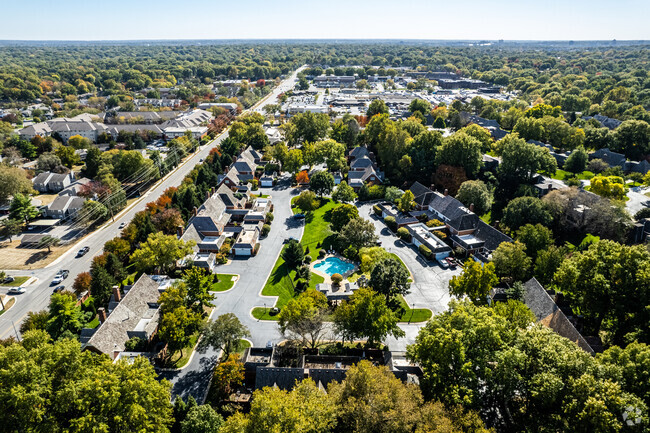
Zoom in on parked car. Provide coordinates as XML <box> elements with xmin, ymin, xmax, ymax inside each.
<box><xmin>76</xmin><ymin>246</ymin><xmax>90</xmax><ymax>257</ymax></box>
<box><xmin>59</xmin><ymin>270</ymin><xmax>69</xmax><ymax>279</ymax></box>
<box><xmin>119</xmin><ymin>222</ymin><xmax>127</xmax><ymax>229</ymax></box>
<box><xmin>53</xmin><ymin>285</ymin><xmax>65</xmax><ymax>293</ymax></box>
<box><xmin>294</xmin><ymin>213</ymin><xmax>306</xmax><ymax>220</ymax></box>
<box><xmin>445</xmin><ymin>257</ymin><xmax>457</xmax><ymax>269</ymax></box>
<box><xmin>3</xmin><ymin>276</ymin><xmax>15</xmax><ymax>284</ymax></box>
<box><xmin>437</xmin><ymin>258</ymin><xmax>450</xmax><ymax>269</ymax></box>
<box><xmin>8</xmin><ymin>287</ymin><xmax>25</xmax><ymax>294</ymax></box>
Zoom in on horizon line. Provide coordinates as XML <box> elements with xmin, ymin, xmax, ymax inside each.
<box><xmin>0</xmin><ymin>38</ymin><xmax>647</xmax><ymax>43</ymax></box>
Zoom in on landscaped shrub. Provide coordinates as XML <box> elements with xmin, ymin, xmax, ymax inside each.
<box><xmin>397</xmin><ymin>227</ymin><xmax>411</xmax><ymax>242</ymax></box>
<box><xmin>331</xmin><ymin>273</ymin><xmax>343</xmax><ymax>286</ymax></box>
<box><xmin>343</xmin><ymin>246</ymin><xmax>357</xmax><ymax>261</ymax></box>
<box><xmin>384</xmin><ymin>216</ymin><xmax>397</xmax><ymax>232</ymax></box>
<box><xmin>261</xmin><ymin>224</ymin><xmax>271</xmax><ymax>236</ymax></box>
<box><xmin>304</xmin><ymin>255</ymin><xmax>312</xmax><ymax>264</ymax></box>
<box><xmin>426</xmin><ymin>219</ymin><xmax>444</xmax><ymax>228</ymax></box>
<box><xmin>433</xmin><ymin>230</ymin><xmax>447</xmax><ymax>240</ymax></box>
<box><xmin>373</xmin><ymin>204</ymin><xmax>382</xmax><ymax>216</ymax></box>
<box><xmin>319</xmin><ymin>248</ymin><xmax>327</xmax><ymax>258</ymax></box>
<box><xmin>419</xmin><ymin>244</ymin><xmax>433</xmax><ymax>259</ymax></box>
<box><xmin>265</xmin><ymin>213</ymin><xmax>274</xmax><ymax>223</ymax></box>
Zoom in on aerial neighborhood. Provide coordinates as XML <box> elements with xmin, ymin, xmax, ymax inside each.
<box><xmin>0</xmin><ymin>38</ymin><xmax>650</xmax><ymax>433</ymax></box>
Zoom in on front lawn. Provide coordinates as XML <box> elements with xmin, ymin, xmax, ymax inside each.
<box><xmin>211</xmin><ymin>274</ymin><xmax>238</xmax><ymax>292</ymax></box>
<box><xmin>551</xmin><ymin>169</ymin><xmax>594</xmax><ymax>181</ymax></box>
<box><xmin>1</xmin><ymin>276</ymin><xmax>29</xmax><ymax>287</ymax></box>
<box><xmin>396</xmin><ymin>295</ymin><xmax>432</xmax><ymax>323</ymax></box>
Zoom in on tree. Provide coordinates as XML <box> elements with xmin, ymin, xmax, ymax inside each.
<box><xmin>331</xmin><ymin>181</ymin><xmax>356</xmax><ymax>203</ymax></box>
<box><xmin>0</xmin><ymin>166</ymin><xmax>34</xmax><ymax>205</ymax></box>
<box><xmin>281</xmin><ymin>239</ymin><xmax>305</xmax><ymax>270</ymax></box>
<box><xmin>0</xmin><ymin>331</ymin><xmax>173</xmax><ymax>432</ymax></box>
<box><xmin>37</xmin><ymin>235</ymin><xmax>61</xmax><ymax>253</ymax></box>
<box><xmin>197</xmin><ymin>313</ymin><xmax>250</xmax><ymax>358</ymax></box>
<box><xmin>338</xmin><ymin>217</ymin><xmax>378</xmax><ymax>253</ymax></box>
<box><xmin>130</xmin><ymin>232</ymin><xmax>195</xmax><ymax>274</ymax></box>
<box><xmin>564</xmin><ymin>145</ymin><xmax>588</xmax><ymax>173</ymax></box>
<box><xmin>369</xmin><ymin>256</ymin><xmax>410</xmax><ymax>303</ymax></box>
<box><xmin>309</xmin><ymin>171</ymin><xmax>334</xmax><ymax>197</ymax></box>
<box><xmin>19</xmin><ymin>310</ymin><xmax>49</xmax><ymax>334</ymax></box>
<box><xmin>598</xmin><ymin>341</ymin><xmax>650</xmax><ymax>408</ymax></box>
<box><xmin>456</xmin><ymin>180</ymin><xmax>492</xmax><ymax>216</ymax></box>
<box><xmin>502</xmin><ymin>196</ymin><xmax>552</xmax><ymax>230</ymax></box>
<box><xmin>554</xmin><ymin>240</ymin><xmax>650</xmax><ymax>346</ymax></box>
<box><xmin>46</xmin><ymin>292</ymin><xmax>89</xmax><ymax>340</ymax></box>
<box><xmin>589</xmin><ymin>175</ymin><xmax>626</xmax><ymax>200</ymax></box>
<box><xmin>330</xmin><ymin>203</ymin><xmax>359</xmax><ymax>232</ymax></box>
<box><xmin>286</xmin><ymin>112</ymin><xmax>330</xmax><ymax>144</ymax></box>
<box><xmin>158</xmin><ymin>283</ymin><xmax>203</xmax><ymax>358</ymax></box>
<box><xmin>334</xmin><ymin>288</ymin><xmax>404</xmax><ymax>346</ymax></box>
<box><xmin>449</xmin><ymin>261</ymin><xmax>498</xmax><ymax>304</ymax></box>
<box><xmin>89</xmin><ymin>265</ymin><xmax>117</xmax><ymax>307</ymax></box>
<box><xmin>408</xmin><ymin>130</ymin><xmax>442</xmax><ymax>181</ymax></box>
<box><xmin>181</xmin><ymin>405</ymin><xmax>224</xmax><ymax>433</ymax></box>
<box><xmin>210</xmin><ymin>354</ymin><xmax>245</xmax><ymax>402</ymax></box>
<box><xmin>78</xmin><ymin>200</ymin><xmax>109</xmax><ymax>225</ymax></box>
<box><xmin>461</xmin><ymin>124</ymin><xmax>493</xmax><ymax>152</ymax></box>
<box><xmin>295</xmin><ymin>190</ymin><xmax>318</xmax><ymax>212</ymax></box>
<box><xmin>295</xmin><ymin>170</ymin><xmax>309</xmax><ymax>185</ymax></box>
<box><xmin>433</xmin><ymin>116</ymin><xmax>446</xmax><ymax>128</ymax></box>
<box><xmin>491</xmin><ymin>241</ymin><xmax>532</xmax><ymax>282</ymax></box>
<box><xmin>534</xmin><ymin>245</ymin><xmax>565</xmax><ymax>286</ymax></box>
<box><xmin>496</xmin><ymin>134</ymin><xmax>557</xmax><ymax>186</ymax></box>
<box><xmin>152</xmin><ymin>208</ymin><xmax>184</xmax><ymax>235</ymax></box>
<box><xmin>515</xmin><ymin>223</ymin><xmax>553</xmax><ymax>258</ymax></box>
<box><xmin>72</xmin><ymin>272</ymin><xmax>92</xmax><ymax>296</ymax></box>
<box><xmin>221</xmin><ymin>379</ymin><xmax>336</xmax><ymax>433</ymax></box>
<box><xmin>278</xmin><ymin>289</ymin><xmax>330</xmax><ymax>348</ymax></box>
<box><xmin>83</xmin><ymin>146</ymin><xmax>102</xmax><ymax>178</ymax></box>
<box><xmin>182</xmin><ymin>267</ymin><xmax>216</xmax><ymax>314</ymax></box>
<box><xmin>359</xmin><ymin>246</ymin><xmax>391</xmax><ymax>273</ymax></box>
<box><xmin>367</xmin><ymin>99</ymin><xmax>389</xmax><ymax>118</ymax></box>
<box><xmin>397</xmin><ymin>190</ymin><xmax>415</xmax><ymax>213</ymax></box>
<box><xmin>0</xmin><ymin>218</ymin><xmax>22</xmax><ymax>241</ymax></box>
<box><xmin>284</xmin><ymin>149</ymin><xmax>304</xmax><ymax>174</ymax></box>
<box><xmin>408</xmin><ymin>98</ymin><xmax>432</xmax><ymax>116</ymax></box>
<box><xmin>9</xmin><ymin>193</ymin><xmax>39</xmax><ymax>223</ymax></box>
<box><xmin>436</xmin><ymin>132</ymin><xmax>483</xmax><ymax>178</ymax></box>
<box><xmin>612</xmin><ymin>119</ymin><xmax>650</xmax><ymax>159</ymax></box>
<box><xmin>54</xmin><ymin>144</ymin><xmax>80</xmax><ymax>168</ymax></box>
<box><xmin>103</xmin><ymin>237</ymin><xmax>131</xmax><ymax>262</ymax></box>
<box><xmin>384</xmin><ymin>186</ymin><xmax>403</xmax><ymax>203</ymax></box>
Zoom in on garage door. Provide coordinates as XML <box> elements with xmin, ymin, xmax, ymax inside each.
<box><xmin>234</xmin><ymin>248</ymin><xmax>252</xmax><ymax>256</ymax></box>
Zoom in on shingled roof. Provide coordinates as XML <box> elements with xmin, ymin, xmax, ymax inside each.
<box><xmin>523</xmin><ymin>278</ymin><xmax>594</xmax><ymax>354</ymax></box>
<box><xmin>84</xmin><ymin>274</ymin><xmax>162</xmax><ymax>359</ymax></box>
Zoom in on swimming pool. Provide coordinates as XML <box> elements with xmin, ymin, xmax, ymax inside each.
<box><xmin>313</xmin><ymin>257</ymin><xmax>356</xmax><ymax>276</ymax></box>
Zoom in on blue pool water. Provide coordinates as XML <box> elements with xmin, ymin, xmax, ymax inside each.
<box><xmin>313</xmin><ymin>257</ymin><xmax>356</xmax><ymax>276</ymax></box>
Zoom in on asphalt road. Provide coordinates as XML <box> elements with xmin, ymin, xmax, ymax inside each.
<box><xmin>0</xmin><ymin>67</ymin><xmax>305</xmax><ymax>339</ymax></box>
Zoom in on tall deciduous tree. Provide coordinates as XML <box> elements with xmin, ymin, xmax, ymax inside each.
<box><xmin>197</xmin><ymin>313</ymin><xmax>250</xmax><ymax>358</ymax></box>
<box><xmin>334</xmin><ymin>287</ymin><xmax>404</xmax><ymax>346</ymax></box>
<box><xmin>435</xmin><ymin>132</ymin><xmax>483</xmax><ymax>178</ymax></box>
<box><xmin>449</xmin><ymin>261</ymin><xmax>498</xmax><ymax>305</ymax></box>
<box><xmin>158</xmin><ymin>283</ymin><xmax>202</xmax><ymax>359</ymax></box>
<box><xmin>330</xmin><ymin>203</ymin><xmax>359</xmax><ymax>232</ymax></box>
<box><xmin>130</xmin><ymin>233</ymin><xmax>195</xmax><ymax>274</ymax></box>
<box><xmin>368</xmin><ymin>256</ymin><xmax>410</xmax><ymax>303</ymax></box>
<box><xmin>309</xmin><ymin>171</ymin><xmax>335</xmax><ymax>197</ymax></box>
<box><xmin>339</xmin><ymin>217</ymin><xmax>378</xmax><ymax>253</ymax></box>
<box><xmin>9</xmin><ymin>193</ymin><xmax>39</xmax><ymax>223</ymax></box>
<box><xmin>331</xmin><ymin>181</ymin><xmax>357</xmax><ymax>203</ymax></box>
<box><xmin>456</xmin><ymin>180</ymin><xmax>492</xmax><ymax>216</ymax></box>
<box><xmin>0</xmin><ymin>166</ymin><xmax>34</xmax><ymax>205</ymax></box>
<box><xmin>277</xmin><ymin>289</ymin><xmax>330</xmax><ymax>348</ymax></box>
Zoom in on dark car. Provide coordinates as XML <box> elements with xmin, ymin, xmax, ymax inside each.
<box><xmin>3</xmin><ymin>276</ymin><xmax>15</xmax><ymax>284</ymax></box>
<box><xmin>53</xmin><ymin>285</ymin><xmax>65</xmax><ymax>293</ymax></box>
<box><xmin>76</xmin><ymin>246</ymin><xmax>90</xmax><ymax>257</ymax></box>
<box><xmin>294</xmin><ymin>213</ymin><xmax>306</xmax><ymax>220</ymax></box>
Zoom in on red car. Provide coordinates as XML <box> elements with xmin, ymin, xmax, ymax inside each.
<box><xmin>445</xmin><ymin>257</ymin><xmax>457</xmax><ymax>269</ymax></box>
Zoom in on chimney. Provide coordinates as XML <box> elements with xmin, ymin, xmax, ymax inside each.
<box><xmin>211</xmin><ymin>186</ymin><xmax>215</xmax><ymax>195</ymax></box>
<box><xmin>469</xmin><ymin>203</ymin><xmax>474</xmax><ymax>212</ymax></box>
<box><xmin>444</xmin><ymin>189</ymin><xmax>449</xmax><ymax>196</ymax></box>
<box><xmin>98</xmin><ymin>307</ymin><xmax>107</xmax><ymax>323</ymax></box>
<box><xmin>206</xmin><ymin>190</ymin><xmax>211</xmax><ymax>201</ymax></box>
<box><xmin>176</xmin><ymin>225</ymin><xmax>184</xmax><ymax>238</ymax></box>
<box><xmin>112</xmin><ymin>285</ymin><xmax>121</xmax><ymax>303</ymax></box>
<box><xmin>192</xmin><ymin>206</ymin><xmax>198</xmax><ymax>217</ymax></box>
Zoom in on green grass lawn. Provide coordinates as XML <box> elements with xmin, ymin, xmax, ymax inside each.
<box><xmin>211</xmin><ymin>274</ymin><xmax>238</xmax><ymax>292</ymax></box>
<box><xmin>551</xmin><ymin>169</ymin><xmax>594</xmax><ymax>181</ymax></box>
<box><xmin>1</xmin><ymin>276</ymin><xmax>29</xmax><ymax>287</ymax></box>
<box><xmin>396</xmin><ymin>295</ymin><xmax>432</xmax><ymax>323</ymax></box>
<box><xmin>256</xmin><ymin>198</ymin><xmax>335</xmax><ymax>319</ymax></box>
<box><xmin>237</xmin><ymin>339</ymin><xmax>252</xmax><ymax>356</ymax></box>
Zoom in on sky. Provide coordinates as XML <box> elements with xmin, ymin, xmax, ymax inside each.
<box><xmin>2</xmin><ymin>0</ymin><xmax>649</xmax><ymax>41</ymax></box>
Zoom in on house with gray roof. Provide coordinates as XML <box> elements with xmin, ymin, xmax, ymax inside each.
<box><xmin>46</xmin><ymin>195</ymin><xmax>86</xmax><ymax>219</ymax></box>
<box><xmin>589</xmin><ymin>148</ymin><xmax>626</xmax><ymax>168</ymax></box>
<box><xmin>33</xmin><ymin>171</ymin><xmax>72</xmax><ymax>193</ymax></box>
<box><xmin>83</xmin><ymin>274</ymin><xmax>164</xmax><ymax>360</ymax></box>
<box><xmin>522</xmin><ymin>278</ymin><xmax>595</xmax><ymax>354</ymax></box>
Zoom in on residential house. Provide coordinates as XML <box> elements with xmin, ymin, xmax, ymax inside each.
<box><xmin>407</xmin><ymin>223</ymin><xmax>452</xmax><ymax>260</ymax></box>
<box><xmin>82</xmin><ymin>274</ymin><xmax>164</xmax><ymax>360</ymax></box>
<box><xmin>180</xmin><ymin>192</ymin><xmax>231</xmax><ymax>253</ymax></box>
<box><xmin>197</xmin><ymin>102</ymin><xmax>238</xmax><ymax>115</ymax></box>
<box><xmin>522</xmin><ymin>278</ymin><xmax>595</xmax><ymax>354</ymax></box>
<box><xmin>232</xmin><ymin>223</ymin><xmax>261</xmax><ymax>256</ymax></box>
<box><xmin>58</xmin><ymin>177</ymin><xmax>92</xmax><ymax>196</ymax></box>
<box><xmin>589</xmin><ymin>147</ymin><xmax>626</xmax><ymax>168</ymax></box>
<box><xmin>218</xmin><ymin>148</ymin><xmax>258</xmax><ymax>187</ymax></box>
<box><xmin>459</xmin><ymin>112</ymin><xmax>507</xmax><ymax>139</ymax></box>
<box><xmin>33</xmin><ymin>172</ymin><xmax>72</xmax><ymax>193</ymax></box>
<box><xmin>46</xmin><ymin>195</ymin><xmax>86</xmax><ymax>219</ymax></box>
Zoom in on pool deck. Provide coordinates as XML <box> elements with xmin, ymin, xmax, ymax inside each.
<box><xmin>310</xmin><ymin>254</ymin><xmax>358</xmax><ymax>284</ymax></box>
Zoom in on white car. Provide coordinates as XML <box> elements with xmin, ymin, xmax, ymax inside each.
<box><xmin>8</xmin><ymin>287</ymin><xmax>25</xmax><ymax>294</ymax></box>
<box><xmin>51</xmin><ymin>276</ymin><xmax>64</xmax><ymax>285</ymax></box>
